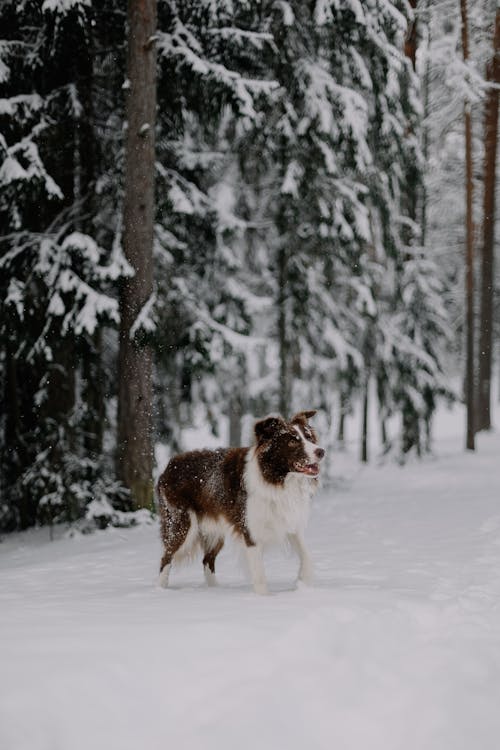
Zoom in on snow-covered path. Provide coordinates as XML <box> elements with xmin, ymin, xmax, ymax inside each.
<box><xmin>1</xmin><ymin>416</ymin><xmax>500</xmax><ymax>750</ymax></box>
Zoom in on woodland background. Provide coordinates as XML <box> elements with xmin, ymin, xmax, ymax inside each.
<box><xmin>0</xmin><ymin>0</ymin><xmax>499</xmax><ymax>533</ymax></box>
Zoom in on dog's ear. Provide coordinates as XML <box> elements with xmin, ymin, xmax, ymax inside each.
<box><xmin>254</xmin><ymin>416</ymin><xmax>284</xmax><ymax>443</ymax></box>
<box><xmin>291</xmin><ymin>410</ymin><xmax>317</xmax><ymax>425</ymax></box>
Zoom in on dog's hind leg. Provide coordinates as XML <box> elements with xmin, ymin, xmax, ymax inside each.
<box><xmin>158</xmin><ymin>557</ymin><xmax>172</xmax><ymax>588</ymax></box>
<box><xmin>158</xmin><ymin>506</ymin><xmax>193</xmax><ymax>588</ymax></box>
<box><xmin>201</xmin><ymin>537</ymin><xmax>224</xmax><ymax>587</ymax></box>
<box><xmin>288</xmin><ymin>532</ymin><xmax>314</xmax><ymax>585</ymax></box>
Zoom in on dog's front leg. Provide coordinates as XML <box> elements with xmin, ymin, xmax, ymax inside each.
<box><xmin>245</xmin><ymin>543</ymin><xmax>268</xmax><ymax>595</ymax></box>
<box><xmin>288</xmin><ymin>532</ymin><xmax>314</xmax><ymax>585</ymax></box>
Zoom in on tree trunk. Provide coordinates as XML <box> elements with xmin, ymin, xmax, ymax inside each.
<box><xmin>83</xmin><ymin>331</ymin><xmax>105</xmax><ymax>459</ymax></box>
<box><xmin>117</xmin><ymin>0</ymin><xmax>157</xmax><ymax>509</ymax></box>
<box><xmin>421</xmin><ymin>1</ymin><xmax>431</xmax><ymax>248</ymax></box>
<box><xmin>402</xmin><ymin>0</ymin><xmax>422</xmax><ymax>454</ymax></box>
<box><xmin>402</xmin><ymin>402</ymin><xmax>421</xmax><ymax>456</ymax></box>
<box><xmin>361</xmin><ymin>375</ymin><xmax>369</xmax><ymax>463</ymax></box>
<box><xmin>337</xmin><ymin>392</ymin><xmax>347</xmax><ymax>446</ymax></box>
<box><xmin>461</xmin><ymin>0</ymin><xmax>475</xmax><ymax>451</ymax></box>
<box><xmin>229</xmin><ymin>393</ymin><xmax>243</xmax><ymax>448</ymax></box>
<box><xmin>278</xmin><ymin>244</ymin><xmax>291</xmax><ymax>415</ymax></box>
<box><xmin>477</xmin><ymin>8</ymin><xmax>500</xmax><ymax>432</ymax></box>
<box><xmin>404</xmin><ymin>0</ymin><xmax>418</xmax><ymax>70</ymax></box>
<box><xmin>78</xmin><ymin>33</ymin><xmax>104</xmax><ymax>460</ymax></box>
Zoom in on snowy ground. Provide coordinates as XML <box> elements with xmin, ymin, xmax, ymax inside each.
<box><xmin>2</xmin><ymin>404</ymin><xmax>500</xmax><ymax>750</ymax></box>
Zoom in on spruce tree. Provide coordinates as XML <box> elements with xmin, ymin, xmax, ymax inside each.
<box><xmin>0</xmin><ymin>0</ymin><xmax>130</xmax><ymax>530</ymax></box>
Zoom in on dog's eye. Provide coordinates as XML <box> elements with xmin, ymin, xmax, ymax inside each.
<box><xmin>288</xmin><ymin>435</ymin><xmax>300</xmax><ymax>446</ymax></box>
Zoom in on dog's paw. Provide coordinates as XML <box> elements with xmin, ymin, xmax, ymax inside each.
<box><xmin>298</xmin><ymin>566</ymin><xmax>314</xmax><ymax>586</ymax></box>
<box><xmin>158</xmin><ymin>565</ymin><xmax>171</xmax><ymax>589</ymax></box>
<box><xmin>204</xmin><ymin>566</ymin><xmax>218</xmax><ymax>587</ymax></box>
<box><xmin>253</xmin><ymin>582</ymin><xmax>270</xmax><ymax>595</ymax></box>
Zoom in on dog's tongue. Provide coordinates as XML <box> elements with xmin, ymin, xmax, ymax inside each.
<box><xmin>297</xmin><ymin>463</ymin><xmax>319</xmax><ymax>476</ymax></box>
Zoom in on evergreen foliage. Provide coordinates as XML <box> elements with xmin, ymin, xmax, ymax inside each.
<box><xmin>0</xmin><ymin>0</ymin><xmax>129</xmax><ymax>529</ymax></box>
<box><xmin>0</xmin><ymin>0</ymin><xmax>469</xmax><ymax>532</ymax></box>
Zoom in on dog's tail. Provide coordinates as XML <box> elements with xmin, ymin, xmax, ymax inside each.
<box><xmin>156</xmin><ymin>476</ymin><xmax>171</xmax><ymax>544</ymax></box>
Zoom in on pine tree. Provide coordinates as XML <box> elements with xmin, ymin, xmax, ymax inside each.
<box><xmin>0</xmin><ymin>0</ymin><xmax>130</xmax><ymax>531</ymax></box>
<box><xmin>151</xmin><ymin>0</ymin><xmax>276</xmax><ymax>442</ymax></box>
<box><xmin>368</xmin><ymin>1</ymin><xmax>454</xmax><ymax>458</ymax></box>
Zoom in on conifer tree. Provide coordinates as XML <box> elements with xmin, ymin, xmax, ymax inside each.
<box><xmin>0</xmin><ymin>0</ymin><xmax>130</xmax><ymax>530</ymax></box>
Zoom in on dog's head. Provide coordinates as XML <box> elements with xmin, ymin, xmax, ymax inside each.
<box><xmin>253</xmin><ymin>410</ymin><xmax>324</xmax><ymax>483</ymax></box>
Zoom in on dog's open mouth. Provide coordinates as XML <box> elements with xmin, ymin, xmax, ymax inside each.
<box><xmin>295</xmin><ymin>462</ymin><xmax>320</xmax><ymax>476</ymax></box>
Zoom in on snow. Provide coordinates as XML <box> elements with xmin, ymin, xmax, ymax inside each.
<box><xmin>275</xmin><ymin>1</ymin><xmax>295</xmax><ymax>27</ymax></box>
<box><xmin>0</xmin><ymin>93</ymin><xmax>43</xmax><ymax>116</ymax></box>
<box><xmin>0</xmin><ymin>155</ymin><xmax>28</xmax><ymax>183</ymax></box>
<box><xmin>1</xmin><ymin>403</ymin><xmax>500</xmax><ymax>750</ymax></box>
<box><xmin>0</xmin><ymin>56</ymin><xmax>9</xmax><ymax>85</ymax></box>
<box><xmin>156</xmin><ymin>25</ymin><xmax>277</xmax><ymax>122</ymax></box>
<box><xmin>281</xmin><ymin>160</ymin><xmax>304</xmax><ymax>197</ymax></box>
<box><xmin>41</xmin><ymin>0</ymin><xmax>90</xmax><ymax>14</ymax></box>
<box><xmin>129</xmin><ymin>292</ymin><xmax>157</xmax><ymax>340</ymax></box>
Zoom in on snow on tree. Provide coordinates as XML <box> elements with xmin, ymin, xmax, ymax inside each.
<box><xmin>152</xmin><ymin>0</ymin><xmax>277</xmax><ymax>444</ymax></box>
<box><xmin>0</xmin><ymin>0</ymin><xmax>469</xmax><ymax>532</ymax></box>
<box><xmin>0</xmin><ymin>0</ymin><xmax>131</xmax><ymax>530</ymax></box>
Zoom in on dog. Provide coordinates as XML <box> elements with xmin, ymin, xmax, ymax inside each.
<box><xmin>157</xmin><ymin>410</ymin><xmax>324</xmax><ymax>594</ymax></box>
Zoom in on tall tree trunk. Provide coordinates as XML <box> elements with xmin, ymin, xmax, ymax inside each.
<box><xmin>477</xmin><ymin>8</ymin><xmax>500</xmax><ymax>432</ymax></box>
<box><xmin>401</xmin><ymin>0</ymin><xmax>424</xmax><ymax>455</ymax></box>
<box><xmin>229</xmin><ymin>393</ymin><xmax>243</xmax><ymax>448</ymax></box>
<box><xmin>83</xmin><ymin>331</ymin><xmax>105</xmax><ymax>458</ymax></box>
<box><xmin>421</xmin><ymin>0</ymin><xmax>431</xmax><ymax>248</ymax></box>
<box><xmin>404</xmin><ymin>0</ymin><xmax>418</xmax><ymax>69</ymax></box>
<box><xmin>361</xmin><ymin>375</ymin><xmax>369</xmax><ymax>464</ymax></box>
<box><xmin>117</xmin><ymin>0</ymin><xmax>157</xmax><ymax>509</ymax></box>
<box><xmin>461</xmin><ymin>0</ymin><xmax>475</xmax><ymax>451</ymax></box>
<box><xmin>278</xmin><ymin>244</ymin><xmax>291</xmax><ymax>415</ymax></box>
<box><xmin>337</xmin><ymin>392</ymin><xmax>347</xmax><ymax>446</ymax></box>
<box><xmin>78</xmin><ymin>30</ymin><xmax>104</xmax><ymax>460</ymax></box>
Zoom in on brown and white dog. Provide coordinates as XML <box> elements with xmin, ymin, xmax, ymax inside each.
<box><xmin>157</xmin><ymin>410</ymin><xmax>324</xmax><ymax>594</ymax></box>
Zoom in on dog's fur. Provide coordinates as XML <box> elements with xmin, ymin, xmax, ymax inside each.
<box><xmin>157</xmin><ymin>410</ymin><xmax>324</xmax><ymax>594</ymax></box>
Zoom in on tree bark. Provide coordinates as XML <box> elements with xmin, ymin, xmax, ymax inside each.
<box><xmin>401</xmin><ymin>0</ymin><xmax>424</xmax><ymax>455</ymax></box>
<box><xmin>421</xmin><ymin>1</ymin><xmax>431</xmax><ymax>248</ymax></box>
<box><xmin>361</xmin><ymin>375</ymin><xmax>369</xmax><ymax>463</ymax></box>
<box><xmin>278</xmin><ymin>244</ymin><xmax>291</xmax><ymax>415</ymax></box>
<box><xmin>229</xmin><ymin>393</ymin><xmax>243</xmax><ymax>448</ymax></box>
<box><xmin>461</xmin><ymin>0</ymin><xmax>475</xmax><ymax>451</ymax></box>
<box><xmin>477</xmin><ymin>8</ymin><xmax>500</xmax><ymax>432</ymax></box>
<box><xmin>117</xmin><ymin>0</ymin><xmax>157</xmax><ymax>508</ymax></box>
<box><xmin>404</xmin><ymin>0</ymin><xmax>418</xmax><ymax>70</ymax></box>
<box><xmin>337</xmin><ymin>392</ymin><xmax>346</xmax><ymax>446</ymax></box>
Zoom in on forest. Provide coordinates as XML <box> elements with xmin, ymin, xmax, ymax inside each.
<box><xmin>1</xmin><ymin>0</ymin><xmax>499</xmax><ymax>533</ymax></box>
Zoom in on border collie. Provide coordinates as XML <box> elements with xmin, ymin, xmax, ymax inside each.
<box><xmin>157</xmin><ymin>410</ymin><xmax>324</xmax><ymax>594</ymax></box>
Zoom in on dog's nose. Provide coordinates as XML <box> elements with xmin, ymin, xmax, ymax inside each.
<box><xmin>315</xmin><ymin>448</ymin><xmax>325</xmax><ymax>460</ymax></box>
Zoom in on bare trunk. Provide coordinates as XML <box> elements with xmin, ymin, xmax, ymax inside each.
<box><xmin>461</xmin><ymin>0</ymin><xmax>475</xmax><ymax>451</ymax></box>
<box><xmin>229</xmin><ymin>395</ymin><xmax>243</xmax><ymax>448</ymax></box>
<box><xmin>337</xmin><ymin>392</ymin><xmax>347</xmax><ymax>446</ymax></box>
<box><xmin>380</xmin><ymin>417</ymin><xmax>388</xmax><ymax>451</ymax></box>
<box><xmin>83</xmin><ymin>331</ymin><xmax>105</xmax><ymax>458</ymax></box>
<box><xmin>477</xmin><ymin>8</ymin><xmax>500</xmax><ymax>432</ymax></box>
<box><xmin>421</xmin><ymin>1</ymin><xmax>431</xmax><ymax>248</ymax></box>
<box><xmin>404</xmin><ymin>0</ymin><xmax>418</xmax><ymax>70</ymax></box>
<box><xmin>278</xmin><ymin>244</ymin><xmax>290</xmax><ymax>415</ymax></box>
<box><xmin>402</xmin><ymin>0</ymin><xmax>422</xmax><ymax>454</ymax></box>
<box><xmin>117</xmin><ymin>0</ymin><xmax>157</xmax><ymax>508</ymax></box>
<box><xmin>361</xmin><ymin>375</ymin><xmax>369</xmax><ymax>463</ymax></box>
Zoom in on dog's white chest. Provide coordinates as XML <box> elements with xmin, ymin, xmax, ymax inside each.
<box><xmin>244</xmin><ymin>451</ymin><xmax>315</xmax><ymax>544</ymax></box>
